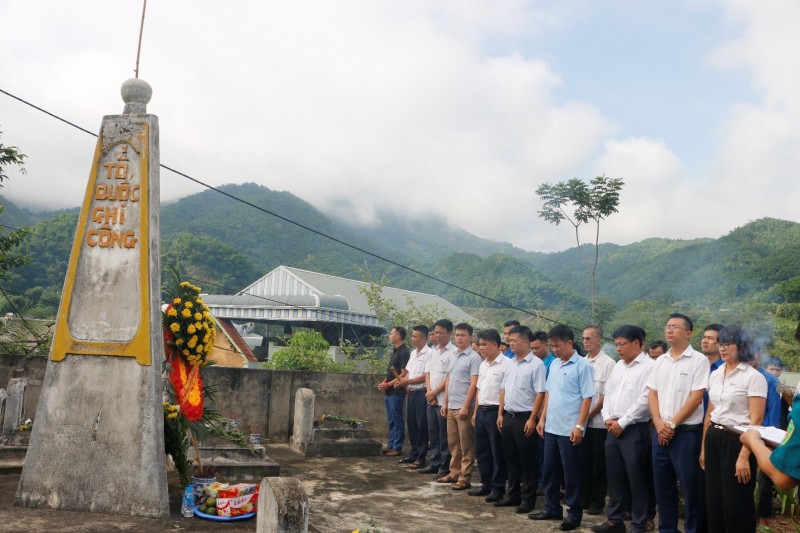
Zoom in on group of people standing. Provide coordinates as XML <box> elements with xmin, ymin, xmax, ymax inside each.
<box><xmin>377</xmin><ymin>313</ymin><xmax>790</xmax><ymax>533</ymax></box>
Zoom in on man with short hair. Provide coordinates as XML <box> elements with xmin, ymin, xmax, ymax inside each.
<box><xmin>395</xmin><ymin>325</ymin><xmax>434</xmax><ymax>469</ymax></box>
<box><xmin>701</xmin><ymin>324</ymin><xmax>723</xmax><ymax>372</ymax></box>
<box><xmin>496</xmin><ymin>325</ymin><xmax>546</xmax><ymax>513</ymax></box>
<box><xmin>378</xmin><ymin>327</ymin><xmax>410</xmax><ymax>457</ymax></box>
<box><xmin>438</xmin><ymin>323</ymin><xmax>481</xmax><ymax>490</ymax></box>
<box><xmin>647</xmin><ymin>313</ymin><xmax>709</xmax><ymax>533</ymax></box>
<box><xmin>531</xmin><ymin>325</ymin><xmax>595</xmax><ymax>531</ymax></box>
<box><xmin>592</xmin><ymin>325</ymin><xmax>655</xmax><ymax>533</ymax></box>
<box><xmin>647</xmin><ymin>341</ymin><xmax>667</xmax><ymax>361</ymax></box>
<box><xmin>469</xmin><ymin>329</ymin><xmax>510</xmax><ymax>501</ymax></box>
<box><xmin>530</xmin><ymin>331</ymin><xmax>550</xmax><ymax>362</ymax></box>
<box><xmin>502</xmin><ymin>320</ymin><xmax>521</xmax><ymax>359</ymax></box>
<box><xmin>529</xmin><ymin>329</ymin><xmax>551</xmax><ymax>491</ymax></box>
<box><xmin>700</xmin><ymin>323</ymin><xmax>724</xmax><ymax>412</ymax></box>
<box><xmin>765</xmin><ymin>356</ymin><xmax>784</xmax><ymax>379</ymax></box>
<box><xmin>422</xmin><ymin>319</ymin><xmax>456</xmax><ymax>476</ymax></box>
<box><xmin>581</xmin><ymin>325</ymin><xmax>616</xmax><ymax>516</ymax></box>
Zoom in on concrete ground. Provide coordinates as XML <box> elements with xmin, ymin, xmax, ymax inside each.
<box><xmin>0</xmin><ymin>444</ymin><xmax>626</xmax><ymax>533</ymax></box>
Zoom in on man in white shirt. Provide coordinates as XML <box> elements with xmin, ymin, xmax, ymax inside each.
<box><xmin>469</xmin><ymin>329</ymin><xmax>510</xmax><ymax>501</ymax></box>
<box><xmin>646</xmin><ymin>313</ymin><xmax>709</xmax><ymax>533</ymax></box>
<box><xmin>592</xmin><ymin>325</ymin><xmax>655</xmax><ymax>533</ymax></box>
<box><xmin>421</xmin><ymin>319</ymin><xmax>456</xmax><ymax>477</ymax></box>
<box><xmin>581</xmin><ymin>325</ymin><xmax>616</xmax><ymax>516</ymax></box>
<box><xmin>395</xmin><ymin>325</ymin><xmax>434</xmax><ymax>470</ymax></box>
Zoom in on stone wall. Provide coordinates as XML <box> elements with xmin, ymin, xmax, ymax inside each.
<box><xmin>0</xmin><ymin>355</ymin><xmax>388</xmax><ymax>442</ymax></box>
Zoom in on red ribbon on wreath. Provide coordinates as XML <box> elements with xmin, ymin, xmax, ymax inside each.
<box><xmin>164</xmin><ymin>330</ymin><xmax>204</xmax><ymax>422</ymax></box>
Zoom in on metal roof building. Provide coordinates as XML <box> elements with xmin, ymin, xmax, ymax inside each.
<box><xmin>203</xmin><ymin>266</ymin><xmax>483</xmax><ymax>358</ymax></box>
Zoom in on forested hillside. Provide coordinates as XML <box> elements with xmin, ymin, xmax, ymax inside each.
<box><xmin>3</xmin><ymin>184</ymin><xmax>800</xmax><ymax>367</ymax></box>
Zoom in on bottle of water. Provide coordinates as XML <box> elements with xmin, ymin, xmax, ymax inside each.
<box><xmin>181</xmin><ymin>484</ymin><xmax>195</xmax><ymax>518</ymax></box>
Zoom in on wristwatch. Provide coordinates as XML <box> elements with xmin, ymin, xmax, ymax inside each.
<box><xmin>575</xmin><ymin>424</ymin><xmax>585</xmax><ymax>432</ymax></box>
<box><xmin>668</xmin><ymin>421</ymin><xmax>676</xmax><ymax>430</ymax></box>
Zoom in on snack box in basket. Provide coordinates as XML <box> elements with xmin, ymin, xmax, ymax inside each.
<box><xmin>216</xmin><ymin>483</ymin><xmax>259</xmax><ymax>517</ymax></box>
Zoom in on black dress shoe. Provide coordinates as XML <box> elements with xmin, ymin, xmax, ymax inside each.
<box><xmin>559</xmin><ymin>520</ymin><xmax>580</xmax><ymax>531</ymax></box>
<box><xmin>528</xmin><ymin>511</ymin><xmax>563</xmax><ymax>521</ymax></box>
<box><xmin>484</xmin><ymin>492</ymin><xmax>503</xmax><ymax>503</ymax></box>
<box><xmin>467</xmin><ymin>487</ymin><xmax>491</xmax><ymax>496</ymax></box>
<box><xmin>418</xmin><ymin>466</ymin><xmax>437</xmax><ymax>474</ymax></box>
<box><xmin>398</xmin><ymin>456</ymin><xmax>416</xmax><ymax>464</ymax></box>
<box><xmin>591</xmin><ymin>521</ymin><xmax>625</xmax><ymax>533</ymax></box>
<box><xmin>493</xmin><ymin>496</ymin><xmax>521</xmax><ymax>507</ymax></box>
<box><xmin>586</xmin><ymin>505</ymin><xmax>604</xmax><ymax>515</ymax></box>
<box><xmin>515</xmin><ymin>501</ymin><xmax>535</xmax><ymax>514</ymax></box>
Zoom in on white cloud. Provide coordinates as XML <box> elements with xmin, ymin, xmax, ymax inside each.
<box><xmin>0</xmin><ymin>0</ymin><xmax>614</xmax><ymax>252</ymax></box>
<box><xmin>704</xmin><ymin>1</ymin><xmax>800</xmax><ymax>227</ymax></box>
<box><xmin>2</xmin><ymin>1</ymin><xmax>798</xmax><ymax>254</ymax></box>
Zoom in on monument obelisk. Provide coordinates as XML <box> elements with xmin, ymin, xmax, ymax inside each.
<box><xmin>16</xmin><ymin>79</ymin><xmax>169</xmax><ymax>517</ymax></box>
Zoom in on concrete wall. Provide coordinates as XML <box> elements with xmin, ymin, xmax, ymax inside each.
<box><xmin>0</xmin><ymin>355</ymin><xmax>46</xmax><ymax>423</ymax></box>
<box><xmin>0</xmin><ymin>355</ymin><xmax>388</xmax><ymax>442</ymax></box>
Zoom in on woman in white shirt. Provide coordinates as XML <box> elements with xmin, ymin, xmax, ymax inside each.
<box><xmin>700</xmin><ymin>325</ymin><xmax>767</xmax><ymax>533</ymax></box>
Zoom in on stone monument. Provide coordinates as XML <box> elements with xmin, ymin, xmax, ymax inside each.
<box><xmin>15</xmin><ymin>79</ymin><xmax>169</xmax><ymax>517</ymax></box>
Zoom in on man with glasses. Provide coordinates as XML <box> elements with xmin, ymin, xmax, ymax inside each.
<box><xmin>581</xmin><ymin>326</ymin><xmax>616</xmax><ymax>516</ymax></box>
<box><xmin>646</xmin><ymin>313</ymin><xmax>709</xmax><ymax>533</ymax></box>
<box><xmin>592</xmin><ymin>326</ymin><xmax>655</xmax><ymax>533</ymax></box>
<box><xmin>531</xmin><ymin>325</ymin><xmax>595</xmax><ymax>531</ymax></box>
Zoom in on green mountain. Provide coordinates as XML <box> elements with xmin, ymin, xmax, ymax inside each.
<box><xmin>4</xmin><ymin>184</ymin><xmax>800</xmax><ymax>325</ymax></box>
<box><xmin>1</xmin><ymin>184</ymin><xmax>577</xmax><ymax>315</ymax></box>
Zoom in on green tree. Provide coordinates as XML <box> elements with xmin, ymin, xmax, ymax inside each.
<box><xmin>265</xmin><ymin>330</ymin><xmax>354</xmax><ymax>372</ymax></box>
<box><xmin>536</xmin><ymin>175</ymin><xmax>624</xmax><ymax>322</ymax></box>
<box><xmin>0</xmin><ymin>131</ymin><xmax>30</xmax><ymax>279</ymax></box>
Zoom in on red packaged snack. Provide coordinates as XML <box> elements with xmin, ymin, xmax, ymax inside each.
<box><xmin>216</xmin><ymin>484</ymin><xmax>259</xmax><ymax>517</ymax></box>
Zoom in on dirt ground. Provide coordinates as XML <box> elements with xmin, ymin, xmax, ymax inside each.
<box><xmin>1</xmin><ymin>444</ymin><xmax>794</xmax><ymax>533</ymax></box>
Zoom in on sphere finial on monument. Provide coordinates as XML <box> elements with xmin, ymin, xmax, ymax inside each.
<box><xmin>121</xmin><ymin>78</ymin><xmax>152</xmax><ymax>114</ymax></box>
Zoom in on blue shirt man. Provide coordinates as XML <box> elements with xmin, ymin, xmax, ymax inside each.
<box><xmin>530</xmin><ymin>325</ymin><xmax>594</xmax><ymax>530</ymax></box>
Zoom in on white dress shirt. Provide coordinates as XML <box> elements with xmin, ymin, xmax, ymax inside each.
<box><xmin>587</xmin><ymin>350</ymin><xmax>617</xmax><ymax>428</ymax></box>
<box><xmin>426</xmin><ymin>342</ymin><xmax>456</xmax><ymax>405</ymax></box>
<box><xmin>708</xmin><ymin>362</ymin><xmax>767</xmax><ymax>426</ymax></box>
<box><xmin>406</xmin><ymin>344</ymin><xmax>434</xmax><ymax>391</ymax></box>
<box><xmin>477</xmin><ymin>355</ymin><xmax>510</xmax><ymax>406</ymax></box>
<box><xmin>601</xmin><ymin>352</ymin><xmax>655</xmax><ymax>429</ymax></box>
<box><xmin>646</xmin><ymin>345</ymin><xmax>709</xmax><ymax>425</ymax></box>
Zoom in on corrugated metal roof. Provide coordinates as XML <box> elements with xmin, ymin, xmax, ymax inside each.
<box><xmin>237</xmin><ymin>265</ymin><xmax>483</xmax><ymax>326</ymax></box>
<box><xmin>203</xmin><ymin>293</ymin><xmax>350</xmax><ymax>311</ymax></box>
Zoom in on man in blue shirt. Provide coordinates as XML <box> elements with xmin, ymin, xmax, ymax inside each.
<box><xmin>701</xmin><ymin>324</ymin><xmax>724</xmax><ymax>413</ymax></box>
<box><xmin>502</xmin><ymin>320</ymin><xmax>521</xmax><ymax>359</ymax></box>
<box><xmin>496</xmin><ymin>325</ymin><xmax>546</xmax><ymax>513</ymax></box>
<box><xmin>530</xmin><ymin>325</ymin><xmax>595</xmax><ymax>531</ymax></box>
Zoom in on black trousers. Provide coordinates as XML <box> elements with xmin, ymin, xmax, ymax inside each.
<box><xmin>501</xmin><ymin>411</ymin><xmax>540</xmax><ymax>503</ymax></box>
<box><xmin>475</xmin><ymin>406</ymin><xmax>506</xmax><ymax>494</ymax></box>
<box><xmin>406</xmin><ymin>389</ymin><xmax>429</xmax><ymax>463</ymax></box>
<box><xmin>757</xmin><ymin>469</ymin><xmax>775</xmax><ymax>518</ymax></box>
<box><xmin>606</xmin><ymin>422</ymin><xmax>649</xmax><ymax>532</ymax></box>
<box><xmin>581</xmin><ymin>426</ymin><xmax>607</xmax><ymax>510</ymax></box>
<box><xmin>704</xmin><ymin>424</ymin><xmax>757</xmax><ymax>533</ymax></box>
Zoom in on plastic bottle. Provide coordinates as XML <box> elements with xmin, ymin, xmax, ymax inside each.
<box><xmin>181</xmin><ymin>484</ymin><xmax>195</xmax><ymax>518</ymax></box>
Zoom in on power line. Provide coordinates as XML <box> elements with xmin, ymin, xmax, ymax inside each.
<box><xmin>0</xmin><ymin>87</ymin><xmax>579</xmax><ymax>331</ymax></box>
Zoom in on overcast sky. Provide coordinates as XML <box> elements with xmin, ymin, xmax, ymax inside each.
<box><xmin>1</xmin><ymin>1</ymin><xmax>798</xmax><ymax>253</ymax></box>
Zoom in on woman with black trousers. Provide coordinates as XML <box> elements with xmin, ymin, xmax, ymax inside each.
<box><xmin>700</xmin><ymin>325</ymin><xmax>767</xmax><ymax>533</ymax></box>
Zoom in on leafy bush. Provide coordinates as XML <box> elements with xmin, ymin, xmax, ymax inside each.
<box><xmin>265</xmin><ymin>331</ymin><xmax>354</xmax><ymax>372</ymax></box>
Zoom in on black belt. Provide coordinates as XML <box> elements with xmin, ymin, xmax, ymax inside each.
<box><xmin>503</xmin><ymin>410</ymin><xmax>531</xmax><ymax>418</ymax></box>
<box><xmin>674</xmin><ymin>423</ymin><xmax>702</xmax><ymax>433</ymax></box>
<box><xmin>408</xmin><ymin>388</ymin><xmax>425</xmax><ymax>394</ymax></box>
<box><xmin>478</xmin><ymin>405</ymin><xmax>499</xmax><ymax>412</ymax></box>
